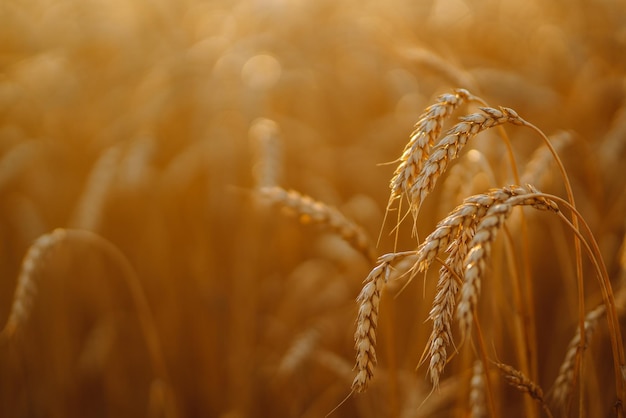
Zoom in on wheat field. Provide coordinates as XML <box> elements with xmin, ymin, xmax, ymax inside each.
<box><xmin>1</xmin><ymin>0</ymin><xmax>626</xmax><ymax>417</ymax></box>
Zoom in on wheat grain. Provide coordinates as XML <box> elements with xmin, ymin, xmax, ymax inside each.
<box><xmin>457</xmin><ymin>188</ymin><xmax>559</xmax><ymax>336</ymax></box>
<box><xmin>409</xmin><ymin>106</ymin><xmax>525</xmax><ymax>218</ymax></box>
<box><xmin>257</xmin><ymin>186</ymin><xmax>376</xmax><ymax>263</ymax></box>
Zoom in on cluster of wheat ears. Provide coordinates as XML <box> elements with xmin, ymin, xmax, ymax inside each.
<box><xmin>2</xmin><ymin>84</ymin><xmax>626</xmax><ymax>418</ymax></box>
<box><xmin>252</xmin><ymin>90</ymin><xmax>626</xmax><ymax>418</ymax></box>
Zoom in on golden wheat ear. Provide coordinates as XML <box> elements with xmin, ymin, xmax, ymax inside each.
<box><xmin>549</xmin><ymin>304</ymin><xmax>605</xmax><ymax>412</ymax></box>
<box><xmin>384</xmin><ymin>89</ymin><xmax>478</xmax><ymax>242</ymax></box>
<box><xmin>351</xmin><ymin>251</ymin><xmax>415</xmax><ymax>393</ymax></box>
<box><xmin>494</xmin><ymin>361</ymin><xmax>554</xmax><ymax>418</ymax></box>
<box><xmin>418</xmin><ymin>185</ymin><xmax>555</xmax><ymax>388</ymax></box>
<box><xmin>408</xmin><ymin>107</ymin><xmax>525</xmax><ymax>220</ymax></box>
<box><xmin>457</xmin><ymin>187</ymin><xmax>559</xmax><ymax>337</ymax></box>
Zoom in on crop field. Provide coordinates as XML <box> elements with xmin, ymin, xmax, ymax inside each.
<box><xmin>1</xmin><ymin>0</ymin><xmax>625</xmax><ymax>417</ymax></box>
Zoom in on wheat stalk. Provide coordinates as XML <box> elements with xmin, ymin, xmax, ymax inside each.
<box><xmin>257</xmin><ymin>186</ymin><xmax>376</xmax><ymax>263</ymax></box>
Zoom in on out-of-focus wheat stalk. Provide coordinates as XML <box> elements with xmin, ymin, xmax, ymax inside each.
<box><xmin>257</xmin><ymin>186</ymin><xmax>377</xmax><ymax>263</ymax></box>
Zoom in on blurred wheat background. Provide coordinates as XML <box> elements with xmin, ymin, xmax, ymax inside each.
<box><xmin>1</xmin><ymin>0</ymin><xmax>626</xmax><ymax>417</ymax></box>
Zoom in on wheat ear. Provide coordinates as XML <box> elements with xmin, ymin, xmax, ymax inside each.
<box><xmin>257</xmin><ymin>186</ymin><xmax>376</xmax><ymax>263</ymax></box>
<box><xmin>352</xmin><ymin>252</ymin><xmax>414</xmax><ymax>392</ymax></box>
<box><xmin>549</xmin><ymin>304</ymin><xmax>605</xmax><ymax>410</ymax></box>
<box><xmin>457</xmin><ymin>188</ymin><xmax>559</xmax><ymax>337</ymax></box>
<box><xmin>470</xmin><ymin>360</ymin><xmax>487</xmax><ymax>418</ymax></box>
<box><xmin>388</xmin><ymin>88</ymin><xmax>475</xmax><ymax>210</ymax></box>
<box><xmin>495</xmin><ymin>362</ymin><xmax>553</xmax><ymax>418</ymax></box>
<box><xmin>0</xmin><ymin>229</ymin><xmax>66</xmax><ymax>340</ymax></box>
<box><xmin>426</xmin><ymin>227</ymin><xmax>472</xmax><ymax>389</ymax></box>
<box><xmin>414</xmin><ymin>185</ymin><xmax>536</xmax><ymax>275</ymax></box>
<box><xmin>423</xmin><ymin>185</ymin><xmax>537</xmax><ymax>387</ymax></box>
<box><xmin>409</xmin><ymin>107</ymin><xmax>525</xmax><ymax>218</ymax></box>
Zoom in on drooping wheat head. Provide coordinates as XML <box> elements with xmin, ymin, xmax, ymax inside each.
<box><xmin>549</xmin><ymin>303</ymin><xmax>605</xmax><ymax>411</ymax></box>
<box><xmin>409</xmin><ymin>107</ymin><xmax>525</xmax><ymax>220</ymax></box>
<box><xmin>388</xmin><ymin>88</ymin><xmax>476</xmax><ymax>213</ymax></box>
<box><xmin>1</xmin><ymin>228</ymin><xmax>67</xmax><ymax>340</ymax></box>
<box><xmin>456</xmin><ymin>187</ymin><xmax>559</xmax><ymax>337</ymax></box>
<box><xmin>352</xmin><ymin>251</ymin><xmax>414</xmax><ymax>392</ymax></box>
<box><xmin>470</xmin><ymin>360</ymin><xmax>487</xmax><ymax>418</ymax></box>
<box><xmin>495</xmin><ymin>361</ymin><xmax>553</xmax><ymax>418</ymax></box>
<box><xmin>422</xmin><ymin>185</ymin><xmax>550</xmax><ymax>387</ymax></box>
